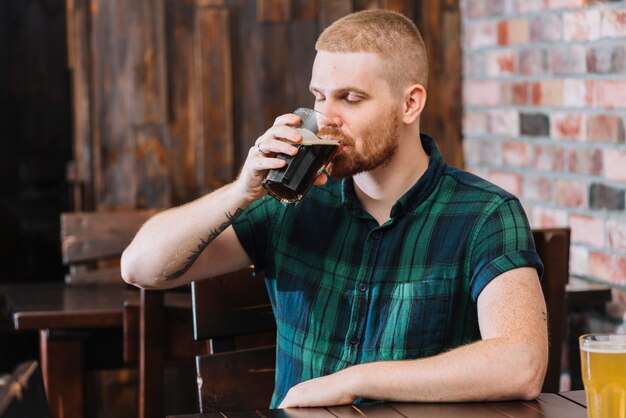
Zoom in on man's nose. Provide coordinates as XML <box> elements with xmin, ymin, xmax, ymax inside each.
<box><xmin>316</xmin><ymin>103</ymin><xmax>343</xmax><ymax>128</ymax></box>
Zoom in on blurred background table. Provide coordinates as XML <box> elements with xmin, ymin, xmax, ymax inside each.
<box><xmin>1</xmin><ymin>282</ymin><xmax>133</xmax><ymax>418</ymax></box>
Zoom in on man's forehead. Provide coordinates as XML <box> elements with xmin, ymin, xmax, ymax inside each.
<box><xmin>310</xmin><ymin>50</ymin><xmax>386</xmax><ymax>92</ymax></box>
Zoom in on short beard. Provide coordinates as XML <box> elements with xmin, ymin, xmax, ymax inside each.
<box><xmin>327</xmin><ymin>111</ymin><xmax>400</xmax><ymax>178</ymax></box>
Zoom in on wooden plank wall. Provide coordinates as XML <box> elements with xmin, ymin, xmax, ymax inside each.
<box><xmin>66</xmin><ymin>0</ymin><xmax>462</xmax><ymax>210</ymax></box>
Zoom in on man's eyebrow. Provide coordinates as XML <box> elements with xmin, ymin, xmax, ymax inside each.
<box><xmin>309</xmin><ymin>86</ymin><xmax>371</xmax><ymax>97</ymax></box>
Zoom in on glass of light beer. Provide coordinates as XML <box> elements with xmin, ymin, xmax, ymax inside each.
<box><xmin>579</xmin><ymin>333</ymin><xmax>626</xmax><ymax>418</ymax></box>
<box><xmin>262</xmin><ymin>108</ymin><xmax>340</xmax><ymax>205</ymax></box>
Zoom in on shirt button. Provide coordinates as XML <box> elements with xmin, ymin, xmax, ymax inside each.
<box><xmin>358</xmin><ymin>283</ymin><xmax>368</xmax><ymax>292</ymax></box>
<box><xmin>349</xmin><ymin>337</ymin><xmax>358</xmax><ymax>345</ymax></box>
<box><xmin>371</xmin><ymin>231</ymin><xmax>381</xmax><ymax>240</ymax></box>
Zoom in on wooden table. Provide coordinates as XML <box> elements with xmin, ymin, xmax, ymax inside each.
<box><xmin>1</xmin><ymin>283</ymin><xmax>134</xmax><ymax>418</ymax></box>
<box><xmin>0</xmin><ymin>282</ymin><xmax>195</xmax><ymax>418</ymax></box>
<box><xmin>168</xmin><ymin>392</ymin><xmax>588</xmax><ymax>418</ymax></box>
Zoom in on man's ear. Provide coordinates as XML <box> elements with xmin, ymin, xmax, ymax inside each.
<box><xmin>402</xmin><ymin>84</ymin><xmax>427</xmax><ymax>125</ymax></box>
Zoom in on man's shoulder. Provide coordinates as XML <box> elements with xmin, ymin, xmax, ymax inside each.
<box><xmin>440</xmin><ymin>165</ymin><xmax>519</xmax><ymax>204</ymax></box>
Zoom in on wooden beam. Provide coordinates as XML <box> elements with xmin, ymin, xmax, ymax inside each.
<box><xmin>195</xmin><ymin>6</ymin><xmax>234</xmax><ymax>192</ymax></box>
<box><xmin>257</xmin><ymin>0</ymin><xmax>292</xmax><ymax>23</ymax></box>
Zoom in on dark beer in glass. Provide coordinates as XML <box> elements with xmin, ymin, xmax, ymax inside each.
<box><xmin>262</xmin><ymin>108</ymin><xmax>339</xmax><ymax>205</ymax></box>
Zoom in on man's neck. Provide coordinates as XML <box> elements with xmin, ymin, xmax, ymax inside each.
<box><xmin>353</xmin><ymin>132</ymin><xmax>429</xmax><ymax>225</ymax></box>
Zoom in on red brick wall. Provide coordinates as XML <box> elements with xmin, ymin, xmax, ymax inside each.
<box><xmin>460</xmin><ymin>0</ymin><xmax>626</xmax><ymax>287</ymax></box>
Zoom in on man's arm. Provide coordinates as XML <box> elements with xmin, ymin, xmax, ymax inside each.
<box><xmin>279</xmin><ymin>267</ymin><xmax>548</xmax><ymax>407</ymax></box>
<box><xmin>121</xmin><ymin>113</ymin><xmax>308</xmax><ymax>289</ymax></box>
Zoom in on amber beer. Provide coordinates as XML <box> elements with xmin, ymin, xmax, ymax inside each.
<box><xmin>262</xmin><ymin>108</ymin><xmax>339</xmax><ymax>205</ymax></box>
<box><xmin>580</xmin><ymin>334</ymin><xmax>626</xmax><ymax>418</ymax></box>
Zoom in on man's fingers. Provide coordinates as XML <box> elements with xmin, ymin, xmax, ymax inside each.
<box><xmin>250</xmin><ymin>156</ymin><xmax>286</xmax><ymax>170</ymax></box>
<box><xmin>274</xmin><ymin>113</ymin><xmax>301</xmax><ymax>127</ymax></box>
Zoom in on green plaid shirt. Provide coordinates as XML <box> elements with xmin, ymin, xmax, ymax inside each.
<box><xmin>233</xmin><ymin>134</ymin><xmax>543</xmax><ymax>407</ymax></box>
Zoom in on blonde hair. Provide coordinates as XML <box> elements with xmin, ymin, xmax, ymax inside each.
<box><xmin>315</xmin><ymin>9</ymin><xmax>429</xmax><ymax>91</ymax></box>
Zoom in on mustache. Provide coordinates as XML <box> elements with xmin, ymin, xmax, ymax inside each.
<box><xmin>317</xmin><ymin>126</ymin><xmax>352</xmax><ymax>145</ymax></box>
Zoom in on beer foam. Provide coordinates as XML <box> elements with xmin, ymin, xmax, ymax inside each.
<box><xmin>580</xmin><ymin>346</ymin><xmax>626</xmax><ymax>354</ymax></box>
<box><xmin>297</xmin><ymin>128</ymin><xmax>340</xmax><ymax>146</ymax></box>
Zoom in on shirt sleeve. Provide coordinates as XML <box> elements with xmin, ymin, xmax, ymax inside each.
<box><xmin>232</xmin><ymin>196</ymin><xmax>280</xmax><ymax>273</ymax></box>
<box><xmin>469</xmin><ymin>198</ymin><xmax>544</xmax><ymax>301</ymax></box>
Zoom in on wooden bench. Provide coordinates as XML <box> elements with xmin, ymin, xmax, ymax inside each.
<box><xmin>61</xmin><ymin>210</ymin><xmax>155</xmax><ymax>284</ymax></box>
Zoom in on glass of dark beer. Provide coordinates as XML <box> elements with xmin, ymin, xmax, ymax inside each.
<box><xmin>262</xmin><ymin>108</ymin><xmax>340</xmax><ymax>205</ymax></box>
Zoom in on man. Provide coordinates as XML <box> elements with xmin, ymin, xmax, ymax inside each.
<box><xmin>122</xmin><ymin>10</ymin><xmax>548</xmax><ymax>409</ymax></box>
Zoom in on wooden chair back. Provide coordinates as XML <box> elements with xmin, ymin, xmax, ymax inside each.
<box><xmin>60</xmin><ymin>210</ymin><xmax>155</xmax><ymax>284</ymax></box>
<box><xmin>0</xmin><ymin>361</ymin><xmax>52</xmax><ymax>418</ymax></box>
<box><xmin>191</xmin><ymin>268</ymin><xmax>276</xmax><ymax>412</ymax></box>
<box><xmin>532</xmin><ymin>228</ymin><xmax>571</xmax><ymax>393</ymax></box>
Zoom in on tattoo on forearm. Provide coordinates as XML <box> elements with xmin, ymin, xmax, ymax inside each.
<box><xmin>164</xmin><ymin>208</ymin><xmax>243</xmax><ymax>281</ymax></box>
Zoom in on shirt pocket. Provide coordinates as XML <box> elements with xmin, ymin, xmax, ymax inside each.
<box><xmin>373</xmin><ymin>279</ymin><xmax>453</xmax><ymax>359</ymax></box>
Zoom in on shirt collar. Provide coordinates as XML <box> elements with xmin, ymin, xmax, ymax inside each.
<box><xmin>341</xmin><ymin>134</ymin><xmax>446</xmax><ymax>219</ymax></box>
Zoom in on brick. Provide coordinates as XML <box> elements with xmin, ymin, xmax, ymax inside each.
<box><xmin>488</xmin><ymin>171</ymin><xmax>522</xmax><ymax>196</ymax></box>
<box><xmin>464</xmin><ymin>81</ymin><xmax>501</xmax><ymax>106</ymax></box>
<box><xmin>520</xmin><ymin>113</ymin><xmax>550</xmax><ymax>136</ymax></box>
<box><xmin>533</xmin><ymin>144</ymin><xmax>565</xmax><ymax>172</ymax></box>
<box><xmin>589</xmin><ymin>183</ymin><xmax>625</xmax><ymax>211</ymax></box>
<box><xmin>551</xmin><ymin>113</ymin><xmax>586</xmax><ymax>141</ymax></box>
<box><xmin>487</xmin><ymin>50</ymin><xmax>518</xmax><ymax>77</ymax></box>
<box><xmin>488</xmin><ymin>109</ymin><xmax>520</xmax><ymax>136</ymax></box>
<box><xmin>602</xmin><ymin>7</ymin><xmax>626</xmax><ymax>38</ymax></box>
<box><xmin>570</xmin><ymin>214</ymin><xmax>605</xmax><ymax>247</ymax></box>
<box><xmin>587</xmin><ymin>44</ymin><xmax>626</xmax><ymax>74</ymax></box>
<box><xmin>465</xmin><ymin>22</ymin><xmax>498</xmax><ymax>49</ymax></box>
<box><xmin>463</xmin><ymin>139</ymin><xmax>503</xmax><ymax>166</ymax></box>
<box><xmin>498</xmin><ymin>19</ymin><xmax>530</xmax><ymax>45</ymax></box>
<box><xmin>607</xmin><ymin>219</ymin><xmax>626</xmax><ymax>252</ymax></box>
<box><xmin>530</xmin><ymin>14</ymin><xmax>563</xmax><ymax>42</ymax></box>
<box><xmin>463</xmin><ymin>111</ymin><xmax>488</xmax><ymax>135</ymax></box>
<box><xmin>563</xmin><ymin>9</ymin><xmax>602</xmax><ymax>41</ymax></box>
<box><xmin>532</xmin><ymin>206</ymin><xmax>569</xmax><ymax>228</ymax></box>
<box><xmin>516</xmin><ymin>0</ymin><xmax>546</xmax><ymax>14</ymax></box>
<box><xmin>603</xmin><ymin>149</ymin><xmax>626</xmax><ymax>181</ymax></box>
<box><xmin>563</xmin><ymin>79</ymin><xmax>596</xmax><ymax>108</ymax></box>
<box><xmin>587</xmin><ymin>114</ymin><xmax>625</xmax><ymax>143</ymax></box>
<box><xmin>519</xmin><ymin>49</ymin><xmax>549</xmax><ymax>75</ymax></box>
<box><xmin>589</xmin><ymin>252</ymin><xmax>626</xmax><ymax>285</ymax></box>
<box><xmin>570</xmin><ymin>245</ymin><xmax>589</xmax><ymax>276</ymax></box>
<box><xmin>597</xmin><ymin>80</ymin><xmax>626</xmax><ymax>109</ymax></box>
<box><xmin>522</xmin><ymin>175</ymin><xmax>553</xmax><ymax>201</ymax></box>
<box><xmin>567</xmin><ymin>148</ymin><xmax>603</xmax><ymax>176</ymax></box>
<box><xmin>531</xmin><ymin>80</ymin><xmax>563</xmax><ymax>106</ymax></box>
<box><xmin>502</xmin><ymin>141</ymin><xmax>530</xmax><ymax>167</ymax></box>
<box><xmin>551</xmin><ymin>45</ymin><xmax>587</xmax><ymax>75</ymax></box>
<box><xmin>546</xmin><ymin>0</ymin><xmax>589</xmax><ymax>9</ymax></box>
<box><xmin>554</xmin><ymin>179</ymin><xmax>587</xmax><ymax>207</ymax></box>
<box><xmin>464</xmin><ymin>52</ymin><xmax>486</xmax><ymax>78</ymax></box>
<box><xmin>501</xmin><ymin>82</ymin><xmax>529</xmax><ymax>105</ymax></box>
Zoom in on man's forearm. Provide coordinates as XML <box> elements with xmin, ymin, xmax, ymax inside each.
<box><xmin>280</xmin><ymin>336</ymin><xmax>546</xmax><ymax>408</ymax></box>
<box><xmin>346</xmin><ymin>337</ymin><xmax>545</xmax><ymax>403</ymax></box>
<box><xmin>121</xmin><ymin>182</ymin><xmax>251</xmax><ymax>289</ymax></box>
